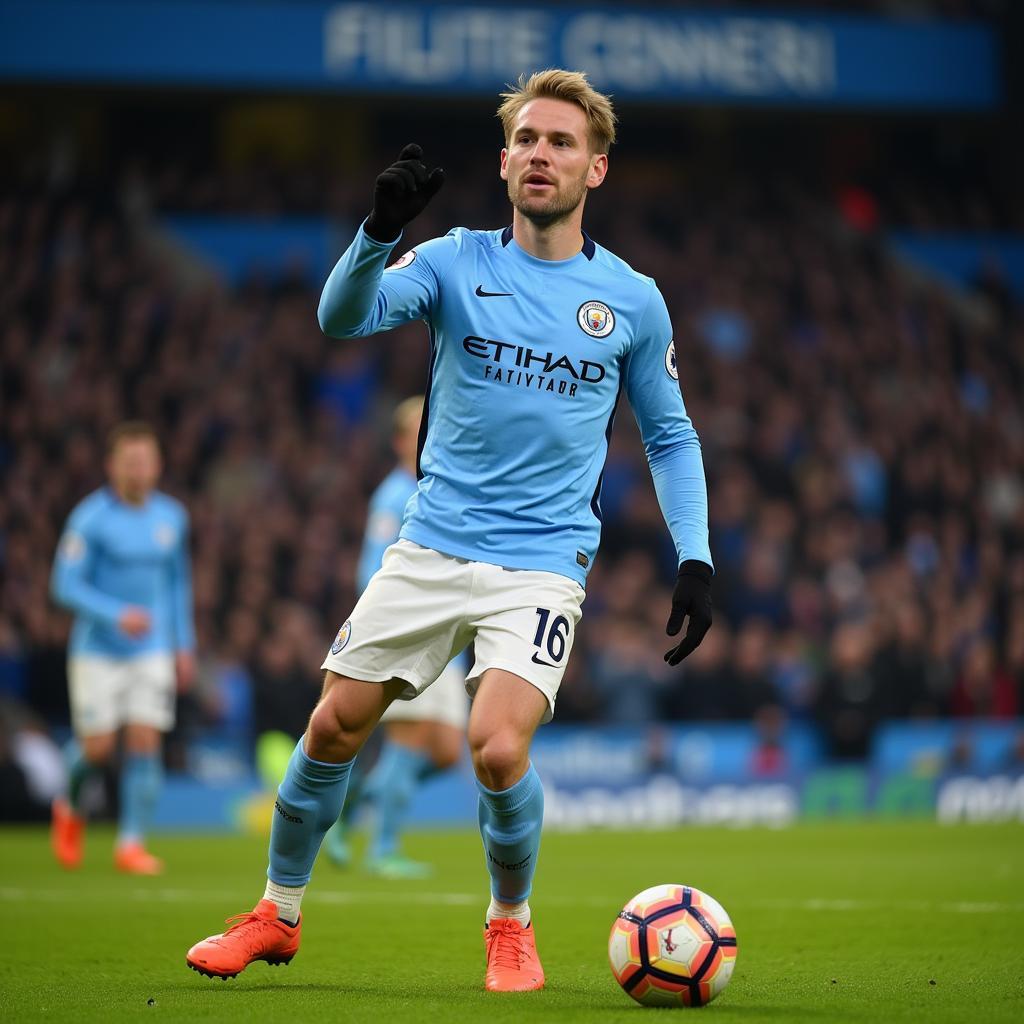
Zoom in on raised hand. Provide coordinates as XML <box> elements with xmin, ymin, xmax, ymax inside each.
<box><xmin>364</xmin><ymin>143</ymin><xmax>446</xmax><ymax>242</ymax></box>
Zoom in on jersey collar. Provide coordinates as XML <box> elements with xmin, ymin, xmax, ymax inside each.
<box><xmin>500</xmin><ymin>226</ymin><xmax>596</xmax><ymax>264</ymax></box>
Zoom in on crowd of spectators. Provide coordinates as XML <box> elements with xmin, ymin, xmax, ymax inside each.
<box><xmin>1</xmin><ymin>137</ymin><xmax>1022</xmax><ymax>790</ymax></box>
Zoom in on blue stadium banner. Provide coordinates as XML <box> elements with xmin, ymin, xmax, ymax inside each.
<box><xmin>155</xmin><ymin>721</ymin><xmax>1023</xmax><ymax>831</ymax></box>
<box><xmin>0</xmin><ymin>1</ymin><xmax>1000</xmax><ymax>109</ymax></box>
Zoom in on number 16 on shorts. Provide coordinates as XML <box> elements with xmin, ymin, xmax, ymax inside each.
<box><xmin>532</xmin><ymin>607</ymin><xmax>570</xmax><ymax>668</ymax></box>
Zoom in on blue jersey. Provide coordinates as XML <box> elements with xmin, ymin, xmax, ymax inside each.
<box><xmin>50</xmin><ymin>488</ymin><xmax>195</xmax><ymax>658</ymax></box>
<box><xmin>357</xmin><ymin>466</ymin><xmax>418</xmax><ymax>593</ymax></box>
<box><xmin>320</xmin><ymin>222</ymin><xmax>712</xmax><ymax>586</ymax></box>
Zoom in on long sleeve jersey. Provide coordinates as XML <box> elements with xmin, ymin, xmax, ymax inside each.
<box><xmin>51</xmin><ymin>487</ymin><xmax>195</xmax><ymax>657</ymax></box>
<box><xmin>319</xmin><ymin>221</ymin><xmax>712</xmax><ymax>586</ymax></box>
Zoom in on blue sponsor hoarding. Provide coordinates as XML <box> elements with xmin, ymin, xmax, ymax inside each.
<box><xmin>152</xmin><ymin>721</ymin><xmax>1024</xmax><ymax>831</ymax></box>
<box><xmin>152</xmin><ymin>765</ymin><xmax>1024</xmax><ymax>831</ymax></box>
<box><xmin>163</xmin><ymin>216</ymin><xmax>343</xmax><ymax>288</ymax></box>
<box><xmin>0</xmin><ymin>1</ymin><xmax>1000</xmax><ymax>109</ymax></box>
<box><xmin>889</xmin><ymin>233</ymin><xmax>1024</xmax><ymax>302</ymax></box>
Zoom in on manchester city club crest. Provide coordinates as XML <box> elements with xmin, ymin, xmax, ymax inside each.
<box><xmin>577</xmin><ymin>299</ymin><xmax>615</xmax><ymax>338</ymax></box>
<box><xmin>385</xmin><ymin>249</ymin><xmax>417</xmax><ymax>271</ymax></box>
<box><xmin>665</xmin><ymin>340</ymin><xmax>679</xmax><ymax>380</ymax></box>
<box><xmin>60</xmin><ymin>531</ymin><xmax>86</xmax><ymax>563</ymax></box>
<box><xmin>154</xmin><ymin>523</ymin><xmax>176</xmax><ymax>548</ymax></box>
<box><xmin>330</xmin><ymin>620</ymin><xmax>352</xmax><ymax>655</ymax></box>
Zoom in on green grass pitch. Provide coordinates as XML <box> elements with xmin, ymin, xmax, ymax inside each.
<box><xmin>1</xmin><ymin>821</ymin><xmax>1021</xmax><ymax>1022</ymax></box>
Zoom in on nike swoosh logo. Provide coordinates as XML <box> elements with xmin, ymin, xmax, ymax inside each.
<box><xmin>531</xmin><ymin>652</ymin><xmax>560</xmax><ymax>668</ymax></box>
<box><xmin>475</xmin><ymin>285</ymin><xmax>514</xmax><ymax>298</ymax></box>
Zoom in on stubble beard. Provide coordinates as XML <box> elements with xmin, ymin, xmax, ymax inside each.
<box><xmin>508</xmin><ymin>174</ymin><xmax>589</xmax><ymax>229</ymax></box>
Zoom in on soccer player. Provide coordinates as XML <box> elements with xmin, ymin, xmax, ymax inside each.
<box><xmin>50</xmin><ymin>421</ymin><xmax>195</xmax><ymax>875</ymax></box>
<box><xmin>186</xmin><ymin>69</ymin><xmax>713</xmax><ymax>991</ymax></box>
<box><xmin>323</xmin><ymin>395</ymin><xmax>467</xmax><ymax>878</ymax></box>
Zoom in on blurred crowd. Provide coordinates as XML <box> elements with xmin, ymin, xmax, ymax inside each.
<box><xmin>1</xmin><ymin>139</ymin><xmax>1022</xmax><ymax>797</ymax></box>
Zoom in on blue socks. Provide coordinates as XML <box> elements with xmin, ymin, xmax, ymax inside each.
<box><xmin>66</xmin><ymin>742</ymin><xmax>162</xmax><ymax>844</ymax></box>
<box><xmin>477</xmin><ymin>762</ymin><xmax>544</xmax><ymax>903</ymax></box>
<box><xmin>365</xmin><ymin>742</ymin><xmax>433</xmax><ymax>860</ymax></box>
<box><xmin>118</xmin><ymin>752</ymin><xmax>162</xmax><ymax>844</ymax></box>
<box><xmin>269</xmin><ymin>739</ymin><xmax>354</xmax><ymax>887</ymax></box>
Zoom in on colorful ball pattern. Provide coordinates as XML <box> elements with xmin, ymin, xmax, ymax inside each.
<box><xmin>609</xmin><ymin>883</ymin><xmax>738</xmax><ymax>1008</ymax></box>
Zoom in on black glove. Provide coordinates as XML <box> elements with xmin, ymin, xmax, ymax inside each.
<box><xmin>664</xmin><ymin>560</ymin><xmax>713</xmax><ymax>666</ymax></box>
<box><xmin>364</xmin><ymin>143</ymin><xmax>445</xmax><ymax>243</ymax></box>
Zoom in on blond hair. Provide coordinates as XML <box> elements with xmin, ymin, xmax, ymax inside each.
<box><xmin>392</xmin><ymin>395</ymin><xmax>424</xmax><ymax>437</ymax></box>
<box><xmin>107</xmin><ymin>420</ymin><xmax>159</xmax><ymax>453</ymax></box>
<box><xmin>497</xmin><ymin>69</ymin><xmax>617</xmax><ymax>155</ymax></box>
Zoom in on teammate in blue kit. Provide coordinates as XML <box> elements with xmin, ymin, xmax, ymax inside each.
<box><xmin>323</xmin><ymin>395</ymin><xmax>468</xmax><ymax>878</ymax></box>
<box><xmin>186</xmin><ymin>69</ymin><xmax>713</xmax><ymax>990</ymax></box>
<box><xmin>50</xmin><ymin>422</ymin><xmax>195</xmax><ymax>875</ymax></box>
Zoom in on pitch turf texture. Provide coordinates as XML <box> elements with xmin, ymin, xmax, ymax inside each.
<box><xmin>1</xmin><ymin>823</ymin><xmax>1021</xmax><ymax>1022</ymax></box>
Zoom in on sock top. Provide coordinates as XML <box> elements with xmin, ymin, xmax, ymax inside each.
<box><xmin>476</xmin><ymin>762</ymin><xmax>541</xmax><ymax>814</ymax></box>
<box><xmin>295</xmin><ymin>739</ymin><xmax>354</xmax><ymax>782</ymax></box>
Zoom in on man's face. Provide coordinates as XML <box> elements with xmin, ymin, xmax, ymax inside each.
<box><xmin>107</xmin><ymin>437</ymin><xmax>161</xmax><ymax>503</ymax></box>
<box><xmin>500</xmin><ymin>98</ymin><xmax>607</xmax><ymax>227</ymax></box>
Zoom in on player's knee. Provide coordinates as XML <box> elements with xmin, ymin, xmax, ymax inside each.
<box><xmin>123</xmin><ymin>726</ymin><xmax>161</xmax><ymax>755</ymax></box>
<box><xmin>432</xmin><ymin>735</ymin><xmax>462</xmax><ymax>772</ymax></box>
<box><xmin>470</xmin><ymin>731</ymin><xmax>528</xmax><ymax>790</ymax></box>
<box><xmin>81</xmin><ymin>735</ymin><xmax>115</xmax><ymax>764</ymax></box>
<box><xmin>306</xmin><ymin>693</ymin><xmax>365</xmax><ymax>761</ymax></box>
<box><xmin>306</xmin><ymin>700</ymin><xmax>347</xmax><ymax>748</ymax></box>
<box><xmin>433</xmin><ymin>748</ymin><xmax>460</xmax><ymax>772</ymax></box>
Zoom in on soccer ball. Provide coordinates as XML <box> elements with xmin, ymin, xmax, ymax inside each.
<box><xmin>608</xmin><ymin>883</ymin><xmax>738</xmax><ymax>1008</ymax></box>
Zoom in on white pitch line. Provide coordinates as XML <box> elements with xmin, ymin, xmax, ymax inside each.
<box><xmin>0</xmin><ymin>886</ymin><xmax>479</xmax><ymax>907</ymax></box>
<box><xmin>742</xmin><ymin>897</ymin><xmax>1024</xmax><ymax>913</ymax></box>
<box><xmin>1</xmin><ymin>887</ymin><xmax>1021</xmax><ymax>914</ymax></box>
<box><xmin>313</xmin><ymin>890</ymin><xmax>477</xmax><ymax>906</ymax></box>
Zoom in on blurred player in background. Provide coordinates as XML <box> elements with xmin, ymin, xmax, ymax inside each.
<box><xmin>322</xmin><ymin>395</ymin><xmax>467</xmax><ymax>878</ymax></box>
<box><xmin>187</xmin><ymin>69</ymin><xmax>712</xmax><ymax>991</ymax></box>
<box><xmin>50</xmin><ymin>422</ymin><xmax>195</xmax><ymax>875</ymax></box>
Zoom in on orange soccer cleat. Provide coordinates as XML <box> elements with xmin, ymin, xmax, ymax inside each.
<box><xmin>186</xmin><ymin>899</ymin><xmax>301</xmax><ymax>980</ymax></box>
<box><xmin>51</xmin><ymin>798</ymin><xmax>84</xmax><ymax>870</ymax></box>
<box><xmin>114</xmin><ymin>841</ymin><xmax>164</xmax><ymax>875</ymax></box>
<box><xmin>484</xmin><ymin>918</ymin><xmax>545</xmax><ymax>992</ymax></box>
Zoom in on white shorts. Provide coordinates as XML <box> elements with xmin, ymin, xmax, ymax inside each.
<box><xmin>321</xmin><ymin>540</ymin><xmax>585</xmax><ymax>724</ymax></box>
<box><xmin>68</xmin><ymin>652</ymin><xmax>176</xmax><ymax>736</ymax></box>
<box><xmin>379</xmin><ymin>659</ymin><xmax>469</xmax><ymax>729</ymax></box>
